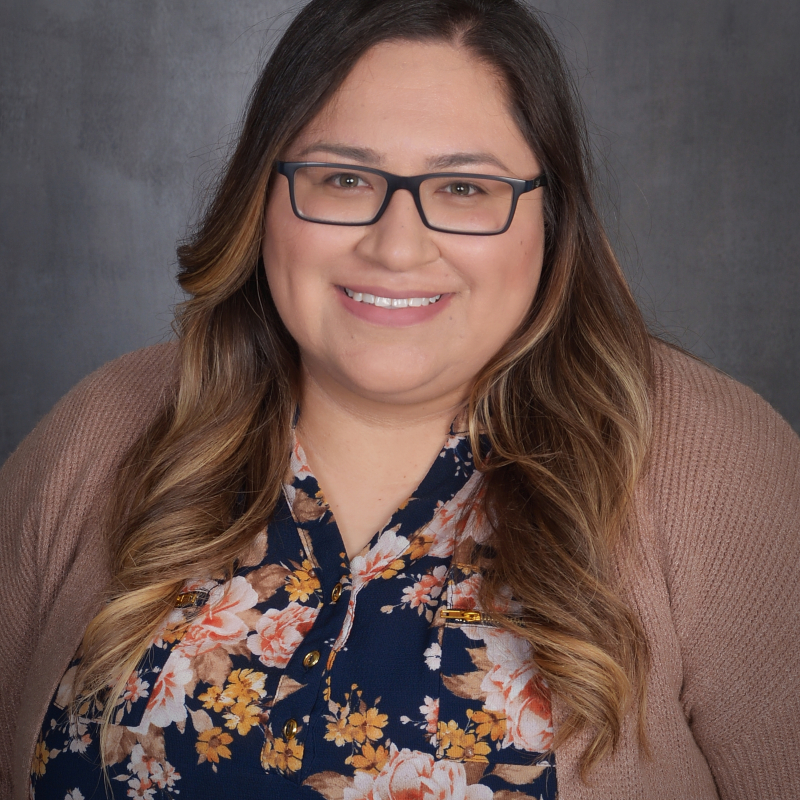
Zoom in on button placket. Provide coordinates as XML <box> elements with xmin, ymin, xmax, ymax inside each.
<box><xmin>264</xmin><ymin>566</ymin><xmax>353</xmax><ymax>780</ymax></box>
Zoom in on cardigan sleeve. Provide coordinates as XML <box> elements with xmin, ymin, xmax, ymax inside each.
<box><xmin>0</xmin><ymin>343</ymin><xmax>176</xmax><ymax>799</ymax></box>
<box><xmin>653</xmin><ymin>348</ymin><xmax>800</xmax><ymax>800</ymax></box>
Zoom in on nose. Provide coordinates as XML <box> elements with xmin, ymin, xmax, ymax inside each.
<box><xmin>355</xmin><ymin>187</ymin><xmax>440</xmax><ymax>271</ymax></box>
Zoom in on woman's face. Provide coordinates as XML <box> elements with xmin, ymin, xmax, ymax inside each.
<box><xmin>263</xmin><ymin>40</ymin><xmax>545</xmax><ymax>411</ymax></box>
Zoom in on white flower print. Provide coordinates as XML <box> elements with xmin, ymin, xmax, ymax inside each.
<box><xmin>350</xmin><ymin>530</ymin><xmax>410</xmax><ymax>588</ymax></box>
<box><xmin>463</xmin><ymin>627</ymin><xmax>553</xmax><ymax>752</ymax></box>
<box><xmin>130</xmin><ymin>651</ymin><xmax>193</xmax><ymax>732</ymax></box>
<box><xmin>121</xmin><ymin>671</ymin><xmax>150</xmax><ymax>705</ymax></box>
<box><xmin>423</xmin><ymin>642</ymin><xmax>442</xmax><ymax>670</ymax></box>
<box><xmin>177</xmin><ymin>576</ymin><xmax>258</xmax><ymax>658</ymax></box>
<box><xmin>343</xmin><ymin>744</ymin><xmax>493</xmax><ymax>800</ymax></box>
<box><xmin>420</xmin><ymin>696</ymin><xmax>439</xmax><ymax>736</ymax></box>
<box><xmin>113</xmin><ymin>744</ymin><xmax>181</xmax><ymax>798</ymax></box>
<box><xmin>247</xmin><ymin>601</ymin><xmax>320</xmax><ymax>668</ymax></box>
<box><xmin>64</xmin><ymin>791</ymin><xmax>85</xmax><ymax>800</ymax></box>
<box><xmin>449</xmin><ymin>572</ymin><xmax>482</xmax><ymax>611</ymax></box>
<box><xmin>67</xmin><ymin>715</ymin><xmax>91</xmax><ymax>754</ymax></box>
<box><xmin>427</xmin><ymin>472</ymin><xmax>483</xmax><ymax>558</ymax></box>
<box><xmin>290</xmin><ymin>438</ymin><xmax>315</xmax><ymax>480</ymax></box>
<box><xmin>401</xmin><ymin>566</ymin><xmax>447</xmax><ymax>613</ymax></box>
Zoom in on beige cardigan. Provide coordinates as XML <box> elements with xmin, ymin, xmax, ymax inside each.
<box><xmin>1</xmin><ymin>342</ymin><xmax>798</xmax><ymax>800</ymax></box>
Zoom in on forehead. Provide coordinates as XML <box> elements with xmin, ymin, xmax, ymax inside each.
<box><xmin>288</xmin><ymin>40</ymin><xmax>537</xmax><ymax>174</ymax></box>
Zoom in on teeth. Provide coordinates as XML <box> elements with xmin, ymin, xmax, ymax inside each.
<box><xmin>344</xmin><ymin>287</ymin><xmax>442</xmax><ymax>308</ymax></box>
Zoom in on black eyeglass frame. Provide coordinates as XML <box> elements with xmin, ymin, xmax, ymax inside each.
<box><xmin>275</xmin><ymin>161</ymin><xmax>548</xmax><ymax>236</ymax></box>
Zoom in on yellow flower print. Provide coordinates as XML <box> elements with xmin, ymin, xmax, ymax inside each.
<box><xmin>196</xmin><ymin>727</ymin><xmax>233</xmax><ymax>764</ymax></box>
<box><xmin>346</xmin><ymin>742</ymin><xmax>390</xmax><ymax>774</ymax></box>
<box><xmin>223</xmin><ymin>701</ymin><xmax>262</xmax><ymax>736</ymax></box>
<box><xmin>381</xmin><ymin>559</ymin><xmax>406</xmax><ymax>579</ymax></box>
<box><xmin>324</xmin><ymin>715</ymin><xmax>357</xmax><ymax>746</ymax></box>
<box><xmin>161</xmin><ymin>626</ymin><xmax>185</xmax><ymax>645</ymax></box>
<box><xmin>406</xmin><ymin>532</ymin><xmax>433</xmax><ymax>561</ymax></box>
<box><xmin>261</xmin><ymin>737</ymin><xmax>304</xmax><ymax>773</ymax></box>
<box><xmin>285</xmin><ymin>559</ymin><xmax>321</xmax><ymax>602</ymax></box>
<box><xmin>223</xmin><ymin>668</ymin><xmax>267</xmax><ymax>704</ymax></box>
<box><xmin>469</xmin><ymin>707</ymin><xmax>507</xmax><ymax>741</ymax></box>
<box><xmin>31</xmin><ymin>738</ymin><xmax>49</xmax><ymax>777</ymax></box>
<box><xmin>437</xmin><ymin>720</ymin><xmax>491</xmax><ymax>762</ymax></box>
<box><xmin>198</xmin><ymin>685</ymin><xmax>233</xmax><ymax>713</ymax></box>
<box><xmin>347</xmin><ymin>706</ymin><xmax>389</xmax><ymax>744</ymax></box>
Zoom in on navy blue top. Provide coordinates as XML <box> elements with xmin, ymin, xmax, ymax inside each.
<box><xmin>32</xmin><ymin>427</ymin><xmax>556</xmax><ymax>799</ymax></box>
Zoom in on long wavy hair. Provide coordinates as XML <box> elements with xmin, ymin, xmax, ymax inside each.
<box><xmin>75</xmin><ymin>0</ymin><xmax>652</xmax><ymax>777</ymax></box>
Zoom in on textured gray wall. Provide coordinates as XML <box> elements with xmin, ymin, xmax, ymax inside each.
<box><xmin>1</xmin><ymin>0</ymin><xmax>798</xmax><ymax>462</ymax></box>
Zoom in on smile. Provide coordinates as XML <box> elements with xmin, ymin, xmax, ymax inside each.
<box><xmin>343</xmin><ymin>287</ymin><xmax>443</xmax><ymax>308</ymax></box>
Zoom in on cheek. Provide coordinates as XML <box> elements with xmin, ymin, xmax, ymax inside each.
<box><xmin>461</xmin><ymin>219</ymin><xmax>544</xmax><ymax>312</ymax></box>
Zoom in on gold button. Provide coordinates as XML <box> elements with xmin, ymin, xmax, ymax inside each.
<box><xmin>331</xmin><ymin>583</ymin><xmax>343</xmax><ymax>603</ymax></box>
<box><xmin>282</xmin><ymin>718</ymin><xmax>298</xmax><ymax>740</ymax></box>
<box><xmin>302</xmin><ymin>650</ymin><xmax>320</xmax><ymax>669</ymax></box>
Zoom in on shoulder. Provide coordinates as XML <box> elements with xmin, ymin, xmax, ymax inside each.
<box><xmin>0</xmin><ymin>342</ymin><xmax>179</xmax><ymax>572</ymax></box>
<box><xmin>650</xmin><ymin>339</ymin><xmax>797</xmax><ymax>446</ymax></box>
<box><xmin>1</xmin><ymin>342</ymin><xmax>178</xmax><ymax>483</ymax></box>
<box><xmin>647</xmin><ymin>340</ymin><xmax>800</xmax><ymax>503</ymax></box>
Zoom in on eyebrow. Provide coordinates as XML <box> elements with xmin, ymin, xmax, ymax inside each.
<box><xmin>426</xmin><ymin>152</ymin><xmax>510</xmax><ymax>173</ymax></box>
<box><xmin>292</xmin><ymin>142</ymin><xmax>510</xmax><ymax>174</ymax></box>
<box><xmin>293</xmin><ymin>142</ymin><xmax>383</xmax><ymax>164</ymax></box>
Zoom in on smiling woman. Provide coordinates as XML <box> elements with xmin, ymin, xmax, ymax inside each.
<box><xmin>1</xmin><ymin>1</ymin><xmax>799</xmax><ymax>799</ymax></box>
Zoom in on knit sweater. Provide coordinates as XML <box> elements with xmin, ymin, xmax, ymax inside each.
<box><xmin>1</xmin><ymin>342</ymin><xmax>798</xmax><ymax>800</ymax></box>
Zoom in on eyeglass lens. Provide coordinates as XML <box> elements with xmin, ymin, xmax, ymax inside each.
<box><xmin>291</xmin><ymin>165</ymin><xmax>516</xmax><ymax>234</ymax></box>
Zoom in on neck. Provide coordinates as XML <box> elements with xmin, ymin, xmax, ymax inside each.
<box><xmin>295</xmin><ymin>364</ymin><xmax>467</xmax><ymax>558</ymax></box>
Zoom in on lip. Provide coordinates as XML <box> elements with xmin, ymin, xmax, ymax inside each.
<box><xmin>336</xmin><ymin>285</ymin><xmax>451</xmax><ymax>327</ymax></box>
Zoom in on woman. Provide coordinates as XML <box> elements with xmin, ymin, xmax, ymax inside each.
<box><xmin>2</xmin><ymin>0</ymin><xmax>798</xmax><ymax>798</ymax></box>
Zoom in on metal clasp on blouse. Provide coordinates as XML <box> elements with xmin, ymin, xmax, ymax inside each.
<box><xmin>174</xmin><ymin>590</ymin><xmax>210</xmax><ymax>609</ymax></box>
<box><xmin>440</xmin><ymin>608</ymin><xmax>484</xmax><ymax>623</ymax></box>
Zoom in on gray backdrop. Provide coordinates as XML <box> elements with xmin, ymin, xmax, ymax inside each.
<box><xmin>1</xmin><ymin>0</ymin><xmax>798</xmax><ymax>462</ymax></box>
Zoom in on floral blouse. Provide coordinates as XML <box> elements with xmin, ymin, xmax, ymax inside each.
<box><xmin>31</xmin><ymin>425</ymin><xmax>556</xmax><ymax>800</ymax></box>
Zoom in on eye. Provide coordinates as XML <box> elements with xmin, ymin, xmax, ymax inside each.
<box><xmin>326</xmin><ymin>172</ymin><xmax>370</xmax><ymax>189</ymax></box>
<box><xmin>441</xmin><ymin>180</ymin><xmax>483</xmax><ymax>197</ymax></box>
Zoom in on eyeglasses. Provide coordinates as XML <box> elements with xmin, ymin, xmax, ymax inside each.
<box><xmin>275</xmin><ymin>161</ymin><xmax>547</xmax><ymax>236</ymax></box>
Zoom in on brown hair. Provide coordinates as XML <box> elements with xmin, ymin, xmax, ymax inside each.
<box><xmin>76</xmin><ymin>0</ymin><xmax>652</xmax><ymax>777</ymax></box>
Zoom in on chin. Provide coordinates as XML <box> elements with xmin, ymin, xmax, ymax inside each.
<box><xmin>339</xmin><ymin>363</ymin><xmax>452</xmax><ymax>404</ymax></box>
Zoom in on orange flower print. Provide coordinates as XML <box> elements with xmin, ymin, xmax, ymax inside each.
<box><xmin>196</xmin><ymin>727</ymin><xmax>233</xmax><ymax>765</ymax></box>
<box><xmin>450</xmin><ymin>573</ymin><xmax>482</xmax><ymax>611</ymax></box>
